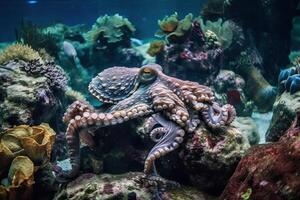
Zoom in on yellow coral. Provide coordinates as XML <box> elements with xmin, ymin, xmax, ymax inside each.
<box><xmin>65</xmin><ymin>87</ymin><xmax>86</xmax><ymax>101</ymax></box>
<box><xmin>0</xmin><ymin>156</ymin><xmax>34</xmax><ymax>200</ymax></box>
<box><xmin>0</xmin><ymin>123</ymin><xmax>55</xmax><ymax>178</ymax></box>
<box><xmin>0</xmin><ymin>124</ymin><xmax>55</xmax><ymax>200</ymax></box>
<box><xmin>147</xmin><ymin>41</ymin><xmax>165</xmax><ymax>57</ymax></box>
<box><xmin>158</xmin><ymin>12</ymin><xmax>179</xmax><ymax>33</ymax></box>
<box><xmin>0</xmin><ymin>43</ymin><xmax>42</xmax><ymax>65</ymax></box>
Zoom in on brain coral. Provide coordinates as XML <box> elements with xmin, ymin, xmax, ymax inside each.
<box><xmin>85</xmin><ymin>14</ymin><xmax>135</xmax><ymax>49</ymax></box>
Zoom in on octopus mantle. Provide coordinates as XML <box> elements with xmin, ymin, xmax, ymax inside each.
<box><xmin>62</xmin><ymin>64</ymin><xmax>236</xmax><ymax>178</ymax></box>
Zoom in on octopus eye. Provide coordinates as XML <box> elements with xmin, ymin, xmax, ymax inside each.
<box><xmin>139</xmin><ymin>67</ymin><xmax>157</xmax><ymax>83</ymax></box>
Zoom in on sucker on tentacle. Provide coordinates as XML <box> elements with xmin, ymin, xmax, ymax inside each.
<box><xmin>143</xmin><ymin>114</ymin><xmax>185</xmax><ymax>174</ymax></box>
<box><xmin>61</xmin><ymin>64</ymin><xmax>236</xmax><ymax>179</ymax></box>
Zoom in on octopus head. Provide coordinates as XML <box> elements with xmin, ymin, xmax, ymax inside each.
<box><xmin>89</xmin><ymin>64</ymin><xmax>163</xmax><ymax>103</ymax></box>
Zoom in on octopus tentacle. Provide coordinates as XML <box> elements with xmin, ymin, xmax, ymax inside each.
<box><xmin>143</xmin><ymin>114</ymin><xmax>185</xmax><ymax>174</ymax></box>
<box><xmin>150</xmin><ymin>127</ymin><xmax>168</xmax><ymax>142</ymax></box>
<box><xmin>202</xmin><ymin>103</ymin><xmax>236</xmax><ymax>128</ymax></box>
<box><xmin>62</xmin><ymin>103</ymin><xmax>153</xmax><ymax>178</ymax></box>
<box><xmin>150</xmin><ymin>84</ymin><xmax>190</xmax><ymax>128</ymax></box>
<box><xmin>63</xmin><ymin>100</ymin><xmax>94</xmax><ymax>123</ymax></box>
<box><xmin>61</xmin><ymin>64</ymin><xmax>236</xmax><ymax>179</ymax></box>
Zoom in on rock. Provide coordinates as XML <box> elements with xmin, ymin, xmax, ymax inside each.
<box><xmin>0</xmin><ymin>61</ymin><xmax>61</xmax><ymax>130</ymax></box>
<box><xmin>266</xmin><ymin>91</ymin><xmax>299</xmax><ymax>142</ymax></box>
<box><xmin>182</xmin><ymin>126</ymin><xmax>250</xmax><ymax>194</ymax></box>
<box><xmin>221</xmin><ymin>110</ymin><xmax>300</xmax><ymax>200</ymax></box>
<box><xmin>232</xmin><ymin>117</ymin><xmax>259</xmax><ymax>145</ymax></box>
<box><xmin>53</xmin><ymin>172</ymin><xmax>215</xmax><ymax>200</ymax></box>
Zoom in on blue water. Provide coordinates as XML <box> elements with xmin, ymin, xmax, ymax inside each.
<box><xmin>0</xmin><ymin>0</ymin><xmax>206</xmax><ymax>42</ymax></box>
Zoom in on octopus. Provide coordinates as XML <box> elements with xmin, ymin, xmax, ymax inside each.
<box><xmin>61</xmin><ymin>64</ymin><xmax>236</xmax><ymax>178</ymax></box>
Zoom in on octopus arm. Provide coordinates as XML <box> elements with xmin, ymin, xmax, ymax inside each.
<box><xmin>150</xmin><ymin>84</ymin><xmax>190</xmax><ymax>128</ymax></box>
<box><xmin>202</xmin><ymin>103</ymin><xmax>236</xmax><ymax>128</ymax></box>
<box><xmin>61</xmin><ymin>101</ymin><xmax>153</xmax><ymax>179</ymax></box>
<box><xmin>143</xmin><ymin>114</ymin><xmax>185</xmax><ymax>174</ymax></box>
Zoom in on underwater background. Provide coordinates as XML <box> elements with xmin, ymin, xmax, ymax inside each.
<box><xmin>0</xmin><ymin>0</ymin><xmax>300</xmax><ymax>200</ymax></box>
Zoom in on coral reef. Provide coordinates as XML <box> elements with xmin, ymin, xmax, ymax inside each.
<box><xmin>54</xmin><ymin>172</ymin><xmax>215</xmax><ymax>200</ymax></box>
<box><xmin>213</xmin><ymin>70</ymin><xmax>245</xmax><ymax>94</ymax></box>
<box><xmin>147</xmin><ymin>40</ymin><xmax>165</xmax><ymax>57</ymax></box>
<box><xmin>221</xmin><ymin>110</ymin><xmax>300</xmax><ymax>200</ymax></box>
<box><xmin>85</xmin><ymin>14</ymin><xmax>135</xmax><ymax>49</ymax></box>
<box><xmin>154</xmin><ymin>14</ymin><xmax>224</xmax><ymax>84</ymax></box>
<box><xmin>199</xmin><ymin>18</ymin><xmax>233</xmax><ymax>49</ymax></box>
<box><xmin>182</xmin><ymin>126</ymin><xmax>249</xmax><ymax>193</ymax></box>
<box><xmin>0</xmin><ymin>124</ymin><xmax>55</xmax><ymax>200</ymax></box>
<box><xmin>0</xmin><ymin>44</ymin><xmax>42</xmax><ymax>65</ymax></box>
<box><xmin>0</xmin><ymin>45</ymin><xmax>69</xmax><ymax>131</ymax></box>
<box><xmin>213</xmin><ymin>70</ymin><xmax>253</xmax><ymax>117</ymax></box>
<box><xmin>155</xmin><ymin>13</ymin><xmax>194</xmax><ymax>43</ymax></box>
<box><xmin>0</xmin><ymin>61</ymin><xmax>58</xmax><ymax>129</ymax></box>
<box><xmin>265</xmin><ymin>91</ymin><xmax>300</xmax><ymax>142</ymax></box>
<box><xmin>59</xmin><ymin>64</ymin><xmax>236</xmax><ymax>179</ymax></box>
<box><xmin>0</xmin><ymin>156</ymin><xmax>34</xmax><ymax>200</ymax></box>
<box><xmin>22</xmin><ymin>59</ymin><xmax>68</xmax><ymax>91</ymax></box>
<box><xmin>278</xmin><ymin>65</ymin><xmax>300</xmax><ymax>94</ymax></box>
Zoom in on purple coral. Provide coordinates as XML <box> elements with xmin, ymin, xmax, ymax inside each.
<box><xmin>22</xmin><ymin>59</ymin><xmax>68</xmax><ymax>91</ymax></box>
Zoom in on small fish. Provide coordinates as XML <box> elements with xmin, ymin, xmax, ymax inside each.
<box><xmin>227</xmin><ymin>89</ymin><xmax>241</xmax><ymax>106</ymax></box>
<box><xmin>63</xmin><ymin>41</ymin><xmax>89</xmax><ymax>78</ymax></box>
<box><xmin>63</xmin><ymin>41</ymin><xmax>77</xmax><ymax>60</ymax></box>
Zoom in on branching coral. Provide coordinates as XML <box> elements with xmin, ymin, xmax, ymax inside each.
<box><xmin>0</xmin><ymin>44</ymin><xmax>42</xmax><ymax>65</ymax></box>
<box><xmin>85</xmin><ymin>14</ymin><xmax>135</xmax><ymax>49</ymax></box>
<box><xmin>0</xmin><ymin>124</ymin><xmax>55</xmax><ymax>200</ymax></box>
<box><xmin>199</xmin><ymin>18</ymin><xmax>233</xmax><ymax>49</ymax></box>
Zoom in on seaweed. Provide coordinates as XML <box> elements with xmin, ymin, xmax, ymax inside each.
<box><xmin>15</xmin><ymin>20</ymin><xmax>60</xmax><ymax>57</ymax></box>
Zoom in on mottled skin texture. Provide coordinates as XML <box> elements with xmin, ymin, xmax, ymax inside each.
<box><xmin>61</xmin><ymin>64</ymin><xmax>236</xmax><ymax>179</ymax></box>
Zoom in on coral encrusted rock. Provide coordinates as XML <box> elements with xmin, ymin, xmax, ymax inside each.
<box><xmin>53</xmin><ymin>172</ymin><xmax>215</xmax><ymax>200</ymax></box>
<box><xmin>182</xmin><ymin>126</ymin><xmax>250</xmax><ymax>194</ymax></box>
<box><xmin>266</xmin><ymin>91</ymin><xmax>300</xmax><ymax>142</ymax></box>
<box><xmin>221</xmin><ymin>110</ymin><xmax>300</xmax><ymax>200</ymax></box>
